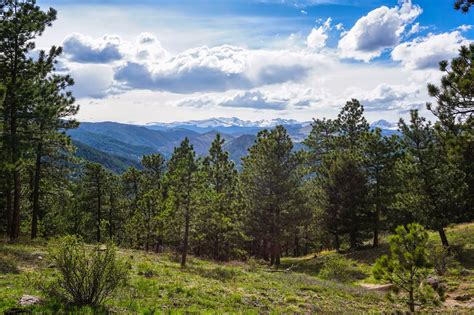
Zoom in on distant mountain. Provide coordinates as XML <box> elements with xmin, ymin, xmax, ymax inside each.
<box><xmin>145</xmin><ymin>117</ymin><xmax>309</xmax><ymax>135</ymax></box>
<box><xmin>69</xmin><ymin>122</ymin><xmax>245</xmax><ymax>171</ymax></box>
<box><xmin>73</xmin><ymin>140</ymin><xmax>141</xmax><ymax>173</ymax></box>
<box><xmin>69</xmin><ymin>119</ymin><xmax>399</xmax><ymax>173</ymax></box>
<box><xmin>147</xmin><ymin>117</ymin><xmax>305</xmax><ymax>129</ymax></box>
<box><xmin>370</xmin><ymin>119</ymin><xmax>398</xmax><ymax>130</ymax></box>
<box><xmin>369</xmin><ymin>120</ymin><xmax>399</xmax><ymax>136</ymax></box>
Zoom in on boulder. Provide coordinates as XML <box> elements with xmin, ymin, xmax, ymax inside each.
<box><xmin>19</xmin><ymin>295</ymin><xmax>41</xmax><ymax>306</ymax></box>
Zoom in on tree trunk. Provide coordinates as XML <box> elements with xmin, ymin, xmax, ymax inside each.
<box><xmin>261</xmin><ymin>239</ymin><xmax>269</xmax><ymax>261</ymax></box>
<box><xmin>438</xmin><ymin>227</ymin><xmax>449</xmax><ymax>248</ymax></box>
<box><xmin>372</xmin><ymin>207</ymin><xmax>380</xmax><ymax>248</ymax></box>
<box><xmin>5</xmin><ymin>185</ymin><xmax>12</xmax><ymax>236</ymax></box>
<box><xmin>274</xmin><ymin>243</ymin><xmax>281</xmax><ymax>266</ymax></box>
<box><xmin>96</xmin><ymin>178</ymin><xmax>102</xmax><ymax>243</ymax></box>
<box><xmin>408</xmin><ymin>288</ymin><xmax>415</xmax><ymax>312</ymax></box>
<box><xmin>293</xmin><ymin>230</ymin><xmax>300</xmax><ymax>257</ymax></box>
<box><xmin>31</xmin><ymin>141</ymin><xmax>42</xmax><ymax>239</ymax></box>
<box><xmin>372</xmin><ymin>180</ymin><xmax>381</xmax><ymax>248</ymax></box>
<box><xmin>213</xmin><ymin>236</ymin><xmax>219</xmax><ymax>260</ymax></box>
<box><xmin>334</xmin><ymin>233</ymin><xmax>340</xmax><ymax>252</ymax></box>
<box><xmin>181</xmin><ymin>209</ymin><xmax>190</xmax><ymax>267</ymax></box>
<box><xmin>10</xmin><ymin>170</ymin><xmax>21</xmax><ymax>241</ymax></box>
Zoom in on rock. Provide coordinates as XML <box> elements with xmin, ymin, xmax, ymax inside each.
<box><xmin>426</xmin><ymin>276</ymin><xmax>441</xmax><ymax>289</ymax></box>
<box><xmin>19</xmin><ymin>295</ymin><xmax>41</xmax><ymax>306</ymax></box>
<box><xmin>454</xmin><ymin>294</ymin><xmax>472</xmax><ymax>301</ymax></box>
<box><xmin>359</xmin><ymin>283</ymin><xmax>393</xmax><ymax>292</ymax></box>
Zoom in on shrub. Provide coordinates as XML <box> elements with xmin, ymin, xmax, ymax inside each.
<box><xmin>319</xmin><ymin>253</ymin><xmax>365</xmax><ymax>283</ymax></box>
<box><xmin>429</xmin><ymin>244</ymin><xmax>457</xmax><ymax>276</ymax></box>
<box><xmin>47</xmin><ymin>235</ymin><xmax>129</xmax><ymax>306</ymax></box>
<box><xmin>0</xmin><ymin>256</ymin><xmax>19</xmax><ymax>274</ymax></box>
<box><xmin>373</xmin><ymin>223</ymin><xmax>441</xmax><ymax>312</ymax></box>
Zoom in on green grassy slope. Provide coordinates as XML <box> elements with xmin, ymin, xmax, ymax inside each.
<box><xmin>1</xmin><ymin>223</ymin><xmax>473</xmax><ymax>313</ymax></box>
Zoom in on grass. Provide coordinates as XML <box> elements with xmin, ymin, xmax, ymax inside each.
<box><xmin>1</xmin><ymin>223</ymin><xmax>473</xmax><ymax>313</ymax></box>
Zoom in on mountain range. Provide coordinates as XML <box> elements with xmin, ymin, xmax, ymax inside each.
<box><xmin>68</xmin><ymin>118</ymin><xmax>399</xmax><ymax>173</ymax></box>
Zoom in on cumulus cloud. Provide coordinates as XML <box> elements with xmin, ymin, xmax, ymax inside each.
<box><xmin>220</xmin><ymin>91</ymin><xmax>288</xmax><ymax>110</ymax></box>
<box><xmin>338</xmin><ymin>0</ymin><xmax>422</xmax><ymax>61</ymax></box>
<box><xmin>457</xmin><ymin>24</ymin><xmax>473</xmax><ymax>32</ymax></box>
<box><xmin>355</xmin><ymin>83</ymin><xmax>421</xmax><ymax>111</ymax></box>
<box><xmin>391</xmin><ymin>31</ymin><xmax>471</xmax><ymax>70</ymax></box>
<box><xmin>306</xmin><ymin>18</ymin><xmax>332</xmax><ymax>49</ymax></box>
<box><xmin>115</xmin><ymin>45</ymin><xmax>321</xmax><ymax>93</ymax></box>
<box><xmin>70</xmin><ymin>64</ymin><xmax>115</xmax><ymax>98</ymax></box>
<box><xmin>175</xmin><ymin>84</ymin><xmax>322</xmax><ymax>110</ymax></box>
<box><xmin>63</xmin><ymin>33</ymin><xmax>123</xmax><ymax>63</ymax></box>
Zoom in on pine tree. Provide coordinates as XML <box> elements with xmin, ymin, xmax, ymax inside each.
<box><xmin>363</xmin><ymin>129</ymin><xmax>400</xmax><ymax>247</ymax></box>
<box><xmin>198</xmin><ymin>134</ymin><xmax>245</xmax><ymax>260</ymax></box>
<box><xmin>397</xmin><ymin>110</ymin><xmax>466</xmax><ymax>248</ymax></box>
<box><xmin>79</xmin><ymin>163</ymin><xmax>111</xmax><ymax>243</ymax></box>
<box><xmin>29</xmin><ymin>47</ymin><xmax>78</xmax><ymax>239</ymax></box>
<box><xmin>242</xmin><ymin>126</ymin><xmax>304</xmax><ymax>266</ymax></box>
<box><xmin>317</xmin><ymin>152</ymin><xmax>368</xmax><ymax>250</ymax></box>
<box><xmin>166</xmin><ymin>138</ymin><xmax>199</xmax><ymax>267</ymax></box>
<box><xmin>0</xmin><ymin>0</ymin><xmax>58</xmax><ymax>240</ymax></box>
<box><xmin>373</xmin><ymin>223</ymin><xmax>440</xmax><ymax>312</ymax></box>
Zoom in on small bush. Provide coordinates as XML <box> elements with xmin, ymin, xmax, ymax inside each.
<box><xmin>319</xmin><ymin>253</ymin><xmax>365</xmax><ymax>283</ymax></box>
<box><xmin>0</xmin><ymin>256</ymin><xmax>19</xmax><ymax>274</ymax></box>
<box><xmin>429</xmin><ymin>244</ymin><xmax>457</xmax><ymax>276</ymax></box>
<box><xmin>47</xmin><ymin>235</ymin><xmax>129</xmax><ymax>306</ymax></box>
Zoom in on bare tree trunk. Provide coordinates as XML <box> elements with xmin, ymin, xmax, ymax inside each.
<box><xmin>10</xmin><ymin>170</ymin><xmax>21</xmax><ymax>240</ymax></box>
<box><xmin>181</xmin><ymin>209</ymin><xmax>190</xmax><ymax>267</ymax></box>
<box><xmin>372</xmin><ymin>182</ymin><xmax>381</xmax><ymax>248</ymax></box>
<box><xmin>31</xmin><ymin>141</ymin><xmax>42</xmax><ymax>239</ymax></box>
<box><xmin>5</xmin><ymin>185</ymin><xmax>12</xmax><ymax>236</ymax></box>
<box><xmin>96</xmin><ymin>178</ymin><xmax>102</xmax><ymax>242</ymax></box>
<box><xmin>438</xmin><ymin>227</ymin><xmax>449</xmax><ymax>248</ymax></box>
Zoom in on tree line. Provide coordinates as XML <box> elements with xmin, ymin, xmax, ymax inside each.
<box><xmin>1</xmin><ymin>0</ymin><xmax>473</xmax><ymax>267</ymax></box>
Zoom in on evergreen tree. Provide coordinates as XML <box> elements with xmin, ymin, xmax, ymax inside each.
<box><xmin>0</xmin><ymin>0</ymin><xmax>58</xmax><ymax>240</ymax></box>
<box><xmin>29</xmin><ymin>47</ymin><xmax>78</xmax><ymax>239</ymax></box>
<box><xmin>166</xmin><ymin>138</ymin><xmax>199</xmax><ymax>267</ymax></box>
<box><xmin>242</xmin><ymin>126</ymin><xmax>304</xmax><ymax>266</ymax></box>
<box><xmin>427</xmin><ymin>44</ymin><xmax>474</xmax><ymax>125</ymax></box>
<box><xmin>197</xmin><ymin>134</ymin><xmax>245</xmax><ymax>260</ymax></box>
<box><xmin>427</xmin><ymin>44</ymin><xmax>474</xmax><ymax>222</ymax></box>
<box><xmin>373</xmin><ymin>223</ymin><xmax>440</xmax><ymax>312</ymax></box>
<box><xmin>363</xmin><ymin>129</ymin><xmax>400</xmax><ymax>247</ymax></box>
<box><xmin>79</xmin><ymin>163</ymin><xmax>111</xmax><ymax>242</ymax></box>
<box><xmin>454</xmin><ymin>0</ymin><xmax>474</xmax><ymax>12</ymax></box>
<box><xmin>317</xmin><ymin>152</ymin><xmax>368</xmax><ymax>250</ymax></box>
<box><xmin>397</xmin><ymin>111</ymin><xmax>466</xmax><ymax>247</ymax></box>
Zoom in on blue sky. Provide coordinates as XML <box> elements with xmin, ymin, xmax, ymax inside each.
<box><xmin>37</xmin><ymin>0</ymin><xmax>473</xmax><ymax>123</ymax></box>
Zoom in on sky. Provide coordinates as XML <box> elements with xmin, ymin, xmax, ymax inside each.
<box><xmin>36</xmin><ymin>0</ymin><xmax>474</xmax><ymax>124</ymax></box>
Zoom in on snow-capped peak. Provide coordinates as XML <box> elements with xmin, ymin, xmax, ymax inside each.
<box><xmin>370</xmin><ymin>119</ymin><xmax>397</xmax><ymax>130</ymax></box>
<box><xmin>146</xmin><ymin>117</ymin><xmax>304</xmax><ymax>128</ymax></box>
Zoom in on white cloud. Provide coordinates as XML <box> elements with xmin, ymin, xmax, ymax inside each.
<box><xmin>338</xmin><ymin>0</ymin><xmax>422</xmax><ymax>61</ymax></box>
<box><xmin>306</xmin><ymin>17</ymin><xmax>332</xmax><ymax>49</ymax></box>
<box><xmin>70</xmin><ymin>64</ymin><xmax>115</xmax><ymax>98</ymax></box>
<box><xmin>457</xmin><ymin>24</ymin><xmax>473</xmax><ymax>32</ymax></box>
<box><xmin>335</xmin><ymin>23</ymin><xmax>344</xmax><ymax>31</ymax></box>
<box><xmin>175</xmin><ymin>84</ymin><xmax>322</xmax><ymax>110</ymax></box>
<box><xmin>354</xmin><ymin>83</ymin><xmax>421</xmax><ymax>111</ymax></box>
<box><xmin>391</xmin><ymin>31</ymin><xmax>471</xmax><ymax>70</ymax></box>
<box><xmin>306</xmin><ymin>27</ymin><xmax>328</xmax><ymax>49</ymax></box>
<box><xmin>63</xmin><ymin>33</ymin><xmax>123</xmax><ymax>63</ymax></box>
<box><xmin>114</xmin><ymin>45</ymin><xmax>326</xmax><ymax>93</ymax></box>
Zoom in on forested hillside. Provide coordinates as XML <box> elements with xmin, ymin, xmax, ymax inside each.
<box><xmin>0</xmin><ymin>0</ymin><xmax>473</xmax><ymax>313</ymax></box>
